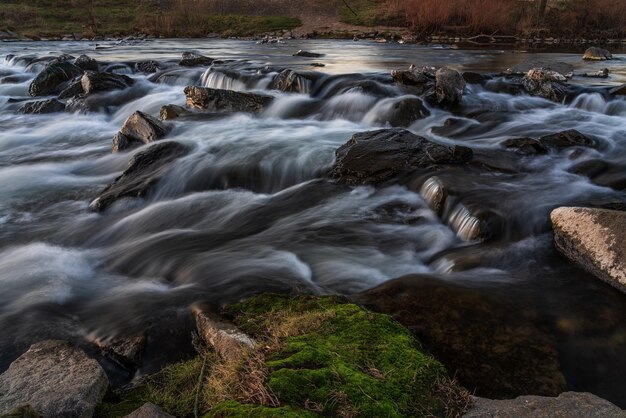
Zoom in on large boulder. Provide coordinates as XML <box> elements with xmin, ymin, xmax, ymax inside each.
<box><xmin>583</xmin><ymin>47</ymin><xmax>613</xmax><ymax>61</ymax></box>
<box><xmin>375</xmin><ymin>97</ymin><xmax>431</xmax><ymax>127</ymax></box>
<box><xmin>124</xmin><ymin>403</ymin><xmax>174</xmax><ymax>418</ymax></box>
<box><xmin>435</xmin><ymin>67</ymin><xmax>466</xmax><ymax>105</ymax></box>
<box><xmin>81</xmin><ymin>71</ymin><xmax>134</xmax><ymax>95</ymax></box>
<box><xmin>331</xmin><ymin>129</ymin><xmax>472</xmax><ymax>185</ymax></box>
<box><xmin>551</xmin><ymin>207</ymin><xmax>626</xmax><ymax>293</ymax></box>
<box><xmin>184</xmin><ymin>86</ymin><xmax>273</xmax><ymax>113</ymax></box>
<box><xmin>179</xmin><ymin>51</ymin><xmax>213</xmax><ymax>67</ymax></box>
<box><xmin>114</xmin><ymin>111</ymin><xmax>171</xmax><ymax>152</ymax></box>
<box><xmin>391</xmin><ymin>65</ymin><xmax>435</xmax><ymax>86</ymax></box>
<box><xmin>89</xmin><ymin>141</ymin><xmax>190</xmax><ymax>212</ymax></box>
<box><xmin>28</xmin><ymin>61</ymin><xmax>83</xmax><ymax>96</ymax></box>
<box><xmin>521</xmin><ymin>68</ymin><xmax>567</xmax><ymax>102</ymax></box>
<box><xmin>465</xmin><ymin>392</ymin><xmax>625</xmax><ymax>417</ymax></box>
<box><xmin>17</xmin><ymin>99</ymin><xmax>65</xmax><ymax>114</ymax></box>
<box><xmin>356</xmin><ymin>275</ymin><xmax>566</xmax><ymax>399</ymax></box>
<box><xmin>58</xmin><ymin>79</ymin><xmax>84</xmax><ymax>99</ymax></box>
<box><xmin>0</xmin><ymin>340</ymin><xmax>109</xmax><ymax>418</ymax></box>
<box><xmin>73</xmin><ymin>55</ymin><xmax>99</xmax><ymax>72</ymax></box>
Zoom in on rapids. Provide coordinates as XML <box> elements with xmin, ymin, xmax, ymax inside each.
<box><xmin>1</xmin><ymin>39</ymin><xmax>625</xmax><ymax>404</ymax></box>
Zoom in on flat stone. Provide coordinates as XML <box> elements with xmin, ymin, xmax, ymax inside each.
<box><xmin>551</xmin><ymin>207</ymin><xmax>626</xmax><ymax>293</ymax></box>
<box><xmin>184</xmin><ymin>86</ymin><xmax>273</xmax><ymax>113</ymax></box>
<box><xmin>179</xmin><ymin>52</ymin><xmax>213</xmax><ymax>67</ymax></box>
<box><xmin>123</xmin><ymin>403</ymin><xmax>174</xmax><ymax>418</ymax></box>
<box><xmin>465</xmin><ymin>392</ymin><xmax>625</xmax><ymax>417</ymax></box>
<box><xmin>17</xmin><ymin>99</ymin><xmax>65</xmax><ymax>114</ymax></box>
<box><xmin>192</xmin><ymin>302</ymin><xmax>255</xmax><ymax>363</ymax></box>
<box><xmin>81</xmin><ymin>71</ymin><xmax>134</xmax><ymax>95</ymax></box>
<box><xmin>0</xmin><ymin>340</ymin><xmax>108</xmax><ymax>418</ymax></box>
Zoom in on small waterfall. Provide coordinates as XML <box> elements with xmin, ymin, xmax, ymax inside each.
<box><xmin>202</xmin><ymin>69</ymin><xmax>247</xmax><ymax>91</ymax></box>
<box><xmin>447</xmin><ymin>204</ymin><xmax>482</xmax><ymax>242</ymax></box>
<box><xmin>570</xmin><ymin>93</ymin><xmax>609</xmax><ymax>113</ymax></box>
<box><xmin>318</xmin><ymin>92</ymin><xmax>378</xmax><ymax>121</ymax></box>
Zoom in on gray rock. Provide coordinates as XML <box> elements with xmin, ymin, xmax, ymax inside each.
<box><xmin>17</xmin><ymin>99</ymin><xmax>65</xmax><ymax>114</ymax></box>
<box><xmin>391</xmin><ymin>66</ymin><xmax>434</xmax><ymax>86</ymax></box>
<box><xmin>435</xmin><ymin>67</ymin><xmax>466</xmax><ymax>105</ymax></box>
<box><xmin>0</xmin><ymin>340</ymin><xmax>108</xmax><ymax>418</ymax></box>
<box><xmin>124</xmin><ymin>403</ymin><xmax>174</xmax><ymax>418</ymax></box>
<box><xmin>90</xmin><ymin>334</ymin><xmax>146</xmax><ymax>370</ymax></box>
<box><xmin>521</xmin><ymin>68</ymin><xmax>567</xmax><ymax>102</ymax></box>
<box><xmin>81</xmin><ymin>71</ymin><xmax>134</xmax><ymax>95</ymax></box>
<box><xmin>90</xmin><ymin>141</ymin><xmax>190</xmax><ymax>211</ymax></box>
<box><xmin>551</xmin><ymin>207</ymin><xmax>626</xmax><ymax>293</ymax></box>
<box><xmin>375</xmin><ymin>97</ymin><xmax>430</xmax><ymax>127</ymax></box>
<box><xmin>583</xmin><ymin>46</ymin><xmax>613</xmax><ymax>61</ymax></box>
<box><xmin>184</xmin><ymin>86</ymin><xmax>273</xmax><ymax>113</ymax></box>
<box><xmin>465</xmin><ymin>392</ymin><xmax>625</xmax><ymax>417</ymax></box>
<box><xmin>192</xmin><ymin>302</ymin><xmax>255</xmax><ymax>363</ymax></box>
<box><xmin>511</xmin><ymin>59</ymin><xmax>574</xmax><ymax>76</ymax></box>
<box><xmin>0</xmin><ymin>404</ymin><xmax>40</xmax><ymax>417</ymax></box>
<box><xmin>293</xmin><ymin>50</ymin><xmax>324</xmax><ymax>58</ymax></box>
<box><xmin>115</xmin><ymin>111</ymin><xmax>171</xmax><ymax>152</ymax></box>
<box><xmin>159</xmin><ymin>104</ymin><xmax>187</xmax><ymax>120</ymax></box>
<box><xmin>28</xmin><ymin>62</ymin><xmax>83</xmax><ymax>96</ymax></box>
<box><xmin>73</xmin><ymin>55</ymin><xmax>99</xmax><ymax>72</ymax></box>
<box><xmin>134</xmin><ymin>60</ymin><xmax>161</xmax><ymax>73</ymax></box>
<box><xmin>58</xmin><ymin>79</ymin><xmax>84</xmax><ymax>99</ymax></box>
<box><xmin>331</xmin><ymin>129</ymin><xmax>472</xmax><ymax>185</ymax></box>
<box><xmin>179</xmin><ymin>52</ymin><xmax>213</xmax><ymax>67</ymax></box>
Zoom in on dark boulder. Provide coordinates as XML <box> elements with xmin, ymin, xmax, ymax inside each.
<box><xmin>356</xmin><ymin>275</ymin><xmax>566</xmax><ymax>398</ymax></box>
<box><xmin>179</xmin><ymin>52</ymin><xmax>213</xmax><ymax>67</ymax></box>
<box><xmin>331</xmin><ymin>129</ymin><xmax>472</xmax><ymax>185</ymax></box>
<box><xmin>28</xmin><ymin>61</ymin><xmax>83</xmax><ymax>96</ymax></box>
<box><xmin>583</xmin><ymin>46</ymin><xmax>612</xmax><ymax>61</ymax></box>
<box><xmin>184</xmin><ymin>86</ymin><xmax>273</xmax><ymax>113</ymax></box>
<box><xmin>57</xmin><ymin>79</ymin><xmax>84</xmax><ymax>99</ymax></box>
<box><xmin>610</xmin><ymin>84</ymin><xmax>626</xmax><ymax>96</ymax></box>
<box><xmin>434</xmin><ymin>67</ymin><xmax>466</xmax><ymax>105</ymax></box>
<box><xmin>521</xmin><ymin>68</ymin><xmax>567</xmax><ymax>102</ymax></box>
<box><xmin>269</xmin><ymin>69</ymin><xmax>312</xmax><ymax>93</ymax></box>
<box><xmin>74</xmin><ymin>54</ymin><xmax>99</xmax><ymax>72</ymax></box>
<box><xmin>89</xmin><ymin>141</ymin><xmax>190</xmax><ymax>212</ymax></box>
<box><xmin>293</xmin><ymin>50</ymin><xmax>324</xmax><ymax>58</ymax></box>
<box><xmin>81</xmin><ymin>71</ymin><xmax>134</xmax><ymax>95</ymax></box>
<box><xmin>114</xmin><ymin>111</ymin><xmax>171</xmax><ymax>152</ymax></box>
<box><xmin>375</xmin><ymin>97</ymin><xmax>431</xmax><ymax>127</ymax></box>
<box><xmin>17</xmin><ymin>99</ymin><xmax>66</xmax><ymax>114</ymax></box>
<box><xmin>135</xmin><ymin>60</ymin><xmax>161</xmax><ymax>73</ymax></box>
<box><xmin>159</xmin><ymin>104</ymin><xmax>188</xmax><ymax>120</ymax></box>
<box><xmin>539</xmin><ymin>129</ymin><xmax>594</xmax><ymax>149</ymax></box>
<box><xmin>391</xmin><ymin>66</ymin><xmax>434</xmax><ymax>86</ymax></box>
<box><xmin>501</xmin><ymin>137</ymin><xmax>548</xmax><ymax>155</ymax></box>
<box><xmin>462</xmin><ymin>71</ymin><xmax>490</xmax><ymax>84</ymax></box>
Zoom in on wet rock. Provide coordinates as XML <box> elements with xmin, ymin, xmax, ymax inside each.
<box><xmin>434</xmin><ymin>67</ymin><xmax>466</xmax><ymax>105</ymax></box>
<box><xmin>462</xmin><ymin>71</ymin><xmax>489</xmax><ymax>84</ymax></box>
<box><xmin>81</xmin><ymin>71</ymin><xmax>134</xmax><ymax>95</ymax></box>
<box><xmin>331</xmin><ymin>129</ymin><xmax>472</xmax><ymax>185</ymax></box>
<box><xmin>90</xmin><ymin>334</ymin><xmax>146</xmax><ymax>370</ymax></box>
<box><xmin>184</xmin><ymin>86</ymin><xmax>273</xmax><ymax>113</ymax></box>
<box><xmin>90</xmin><ymin>141</ymin><xmax>190</xmax><ymax>211</ymax></box>
<box><xmin>356</xmin><ymin>275</ymin><xmax>566</xmax><ymax>398</ymax></box>
<box><xmin>376</xmin><ymin>97</ymin><xmax>431</xmax><ymax>127</ymax></box>
<box><xmin>551</xmin><ymin>207</ymin><xmax>626</xmax><ymax>293</ymax></box>
<box><xmin>114</xmin><ymin>111</ymin><xmax>171</xmax><ymax>152</ymax></box>
<box><xmin>0</xmin><ymin>340</ymin><xmax>109</xmax><ymax>418</ymax></box>
<box><xmin>159</xmin><ymin>104</ymin><xmax>187</xmax><ymax>120</ymax></box>
<box><xmin>269</xmin><ymin>69</ymin><xmax>311</xmax><ymax>93</ymax></box>
<box><xmin>73</xmin><ymin>54</ymin><xmax>99</xmax><ymax>72</ymax></box>
<box><xmin>293</xmin><ymin>50</ymin><xmax>324</xmax><ymax>58</ymax></box>
<box><xmin>465</xmin><ymin>392</ymin><xmax>625</xmax><ymax>418</ymax></box>
<box><xmin>0</xmin><ymin>74</ymin><xmax>31</xmax><ymax>84</ymax></box>
<box><xmin>391</xmin><ymin>66</ymin><xmax>434</xmax><ymax>86</ymax></box>
<box><xmin>610</xmin><ymin>84</ymin><xmax>626</xmax><ymax>96</ymax></box>
<box><xmin>501</xmin><ymin>137</ymin><xmax>548</xmax><ymax>155</ymax></box>
<box><xmin>57</xmin><ymin>79</ymin><xmax>84</xmax><ymax>99</ymax></box>
<box><xmin>521</xmin><ymin>68</ymin><xmax>567</xmax><ymax>102</ymax></box>
<box><xmin>134</xmin><ymin>60</ymin><xmax>161</xmax><ymax>73</ymax></box>
<box><xmin>192</xmin><ymin>302</ymin><xmax>255</xmax><ymax>363</ymax></box>
<box><xmin>583</xmin><ymin>46</ymin><xmax>613</xmax><ymax>61</ymax></box>
<box><xmin>179</xmin><ymin>51</ymin><xmax>213</xmax><ymax>67</ymax></box>
<box><xmin>539</xmin><ymin>129</ymin><xmax>594</xmax><ymax>149</ymax></box>
<box><xmin>28</xmin><ymin>61</ymin><xmax>83</xmax><ymax>96</ymax></box>
<box><xmin>510</xmin><ymin>59</ymin><xmax>574</xmax><ymax>76</ymax></box>
<box><xmin>17</xmin><ymin>99</ymin><xmax>65</xmax><ymax>114</ymax></box>
<box><xmin>570</xmin><ymin>159</ymin><xmax>626</xmax><ymax>190</ymax></box>
<box><xmin>124</xmin><ymin>403</ymin><xmax>174</xmax><ymax>418</ymax></box>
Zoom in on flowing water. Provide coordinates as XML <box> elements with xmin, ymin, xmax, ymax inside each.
<box><xmin>1</xmin><ymin>39</ymin><xmax>626</xmax><ymax>404</ymax></box>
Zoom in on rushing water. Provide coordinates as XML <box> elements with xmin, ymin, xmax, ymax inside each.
<box><xmin>1</xmin><ymin>39</ymin><xmax>626</xmax><ymax>404</ymax></box>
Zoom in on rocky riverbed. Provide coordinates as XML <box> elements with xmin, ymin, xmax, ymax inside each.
<box><xmin>0</xmin><ymin>39</ymin><xmax>626</xmax><ymax>416</ymax></box>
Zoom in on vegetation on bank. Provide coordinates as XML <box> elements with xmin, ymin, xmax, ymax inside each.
<box><xmin>1</xmin><ymin>0</ymin><xmax>624</xmax><ymax>39</ymax></box>
<box><xmin>96</xmin><ymin>294</ymin><xmax>470</xmax><ymax>418</ymax></box>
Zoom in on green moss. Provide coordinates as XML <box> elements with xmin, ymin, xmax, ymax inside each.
<box><xmin>205</xmin><ymin>401</ymin><xmax>317</xmax><ymax>418</ymax></box>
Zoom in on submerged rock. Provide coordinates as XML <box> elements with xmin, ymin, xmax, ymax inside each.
<box><xmin>375</xmin><ymin>97</ymin><xmax>430</xmax><ymax>127</ymax></box>
<box><xmin>90</xmin><ymin>141</ymin><xmax>190</xmax><ymax>211</ymax></box>
<box><xmin>184</xmin><ymin>86</ymin><xmax>273</xmax><ymax>113</ymax></box>
<box><xmin>17</xmin><ymin>99</ymin><xmax>65</xmax><ymax>114</ymax></box>
<box><xmin>114</xmin><ymin>111</ymin><xmax>171</xmax><ymax>152</ymax></box>
<box><xmin>73</xmin><ymin>54</ymin><xmax>99</xmax><ymax>72</ymax></box>
<box><xmin>90</xmin><ymin>334</ymin><xmax>146</xmax><ymax>371</ymax></box>
<box><xmin>0</xmin><ymin>340</ymin><xmax>109</xmax><ymax>417</ymax></box>
<box><xmin>269</xmin><ymin>69</ymin><xmax>311</xmax><ymax>93</ymax></box>
<box><xmin>124</xmin><ymin>403</ymin><xmax>174</xmax><ymax>418</ymax></box>
<box><xmin>134</xmin><ymin>60</ymin><xmax>161</xmax><ymax>73</ymax></box>
<box><xmin>434</xmin><ymin>67</ymin><xmax>466</xmax><ymax>105</ymax></box>
<box><xmin>179</xmin><ymin>51</ymin><xmax>213</xmax><ymax>67</ymax></box>
<box><xmin>465</xmin><ymin>392</ymin><xmax>625</xmax><ymax>417</ymax></box>
<box><xmin>293</xmin><ymin>50</ymin><xmax>324</xmax><ymax>58</ymax></box>
<box><xmin>331</xmin><ymin>129</ymin><xmax>472</xmax><ymax>185</ymax></box>
<box><xmin>502</xmin><ymin>129</ymin><xmax>594</xmax><ymax>154</ymax></box>
<box><xmin>521</xmin><ymin>68</ymin><xmax>567</xmax><ymax>102</ymax></box>
<box><xmin>583</xmin><ymin>46</ymin><xmax>613</xmax><ymax>61</ymax></box>
<box><xmin>356</xmin><ymin>275</ymin><xmax>566</xmax><ymax>398</ymax></box>
<box><xmin>551</xmin><ymin>207</ymin><xmax>626</xmax><ymax>293</ymax></box>
<box><xmin>28</xmin><ymin>61</ymin><xmax>83</xmax><ymax>96</ymax></box>
<box><xmin>81</xmin><ymin>71</ymin><xmax>134</xmax><ymax>95</ymax></box>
